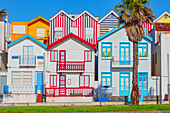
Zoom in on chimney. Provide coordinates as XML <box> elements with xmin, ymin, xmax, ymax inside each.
<box><xmin>96</xmin><ymin>16</ymin><xmax>99</xmax><ymax>21</ymax></box>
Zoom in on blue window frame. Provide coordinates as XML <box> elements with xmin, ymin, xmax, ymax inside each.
<box><xmin>119</xmin><ymin>72</ymin><xmax>130</xmax><ymax>96</ymax></box>
<box><xmin>119</xmin><ymin>42</ymin><xmax>130</xmax><ymax>65</ymax></box>
<box><xmin>138</xmin><ymin>72</ymin><xmax>148</xmax><ymax>96</ymax></box>
<box><xmin>138</xmin><ymin>42</ymin><xmax>148</xmax><ymax>57</ymax></box>
<box><xmin>101</xmin><ymin>42</ymin><xmax>112</xmax><ymax>58</ymax></box>
<box><xmin>101</xmin><ymin>72</ymin><xmax>112</xmax><ymax>87</ymax></box>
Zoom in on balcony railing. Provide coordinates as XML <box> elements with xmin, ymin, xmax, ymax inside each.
<box><xmin>45</xmin><ymin>87</ymin><xmax>94</xmax><ymax>97</ymax></box>
<box><xmin>56</xmin><ymin>61</ymin><xmax>85</xmax><ymax>72</ymax></box>
<box><xmin>19</xmin><ymin>55</ymin><xmax>36</xmax><ymax>66</ymax></box>
<box><xmin>8</xmin><ymin>86</ymin><xmax>35</xmax><ymax>94</ymax></box>
<box><xmin>112</xmin><ymin>56</ymin><xmax>133</xmax><ymax>68</ymax></box>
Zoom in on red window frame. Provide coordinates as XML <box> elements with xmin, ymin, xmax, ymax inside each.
<box><xmin>50</xmin><ymin>75</ymin><xmax>57</xmax><ymax>87</ymax></box>
<box><xmin>79</xmin><ymin>75</ymin><xmax>90</xmax><ymax>88</ymax></box>
<box><xmin>84</xmin><ymin>50</ymin><xmax>92</xmax><ymax>62</ymax></box>
<box><xmin>50</xmin><ymin>50</ymin><xmax>58</xmax><ymax>62</ymax></box>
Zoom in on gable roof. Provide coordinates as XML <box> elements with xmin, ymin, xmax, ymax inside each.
<box><xmin>47</xmin><ymin>33</ymin><xmax>96</xmax><ymax>49</ymax></box>
<box><xmin>7</xmin><ymin>34</ymin><xmax>47</xmax><ymax>49</ymax></box>
<box><xmin>50</xmin><ymin>10</ymin><xmax>98</xmax><ymax>21</ymax></box>
<box><xmin>28</xmin><ymin>16</ymin><xmax>50</xmax><ymax>26</ymax></box>
<box><xmin>154</xmin><ymin>12</ymin><xmax>170</xmax><ymax>23</ymax></box>
<box><xmin>97</xmin><ymin>24</ymin><xmax>153</xmax><ymax>42</ymax></box>
<box><xmin>99</xmin><ymin>10</ymin><xmax>118</xmax><ymax>23</ymax></box>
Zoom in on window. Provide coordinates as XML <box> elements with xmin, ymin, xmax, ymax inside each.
<box><xmin>101</xmin><ymin>72</ymin><xmax>112</xmax><ymax>87</ymax></box>
<box><xmin>110</xmin><ymin>15</ymin><xmax>114</xmax><ymax>18</ymax></box>
<box><xmin>80</xmin><ymin>75</ymin><xmax>90</xmax><ymax>87</ymax></box>
<box><xmin>164</xmin><ymin>16</ymin><xmax>167</xmax><ymax>19</ymax></box>
<box><xmin>101</xmin><ymin>42</ymin><xmax>112</xmax><ymax>58</ymax></box>
<box><xmin>23</xmin><ymin>46</ymin><xmax>34</xmax><ymax>65</ymax></box>
<box><xmin>37</xmin><ymin>28</ymin><xmax>45</xmax><ymax>38</ymax></box>
<box><xmin>138</xmin><ymin>73</ymin><xmax>148</xmax><ymax>95</ymax></box>
<box><xmin>138</xmin><ymin>43</ymin><xmax>148</xmax><ymax>57</ymax></box>
<box><xmin>70</xmin><ymin>27</ymin><xmax>78</xmax><ymax>36</ymax></box>
<box><xmin>86</xmin><ymin>28</ymin><xmax>93</xmax><ymax>39</ymax></box>
<box><xmin>72</xmin><ymin>16</ymin><xmax>75</xmax><ymax>18</ymax></box>
<box><xmin>84</xmin><ymin>50</ymin><xmax>92</xmax><ymax>62</ymax></box>
<box><xmin>50</xmin><ymin>75</ymin><xmax>57</xmax><ymax>87</ymax></box>
<box><xmin>61</xmin><ymin>14</ymin><xmax>64</xmax><ymax>17</ymax></box>
<box><xmin>84</xmin><ymin>14</ymin><xmax>87</xmax><ymax>17</ymax></box>
<box><xmin>119</xmin><ymin>72</ymin><xmax>130</xmax><ymax>96</ymax></box>
<box><xmin>13</xmin><ymin>25</ymin><xmax>25</xmax><ymax>34</ymax></box>
<box><xmin>55</xmin><ymin>27</ymin><xmax>62</xmax><ymax>38</ymax></box>
<box><xmin>120</xmin><ymin>42</ymin><xmax>130</xmax><ymax>64</ymax></box>
<box><xmin>12</xmin><ymin>72</ymin><xmax>32</xmax><ymax>86</ymax></box>
<box><xmin>50</xmin><ymin>50</ymin><xmax>58</xmax><ymax>62</ymax></box>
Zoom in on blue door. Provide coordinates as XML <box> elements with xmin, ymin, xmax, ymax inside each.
<box><xmin>119</xmin><ymin>72</ymin><xmax>130</xmax><ymax>96</ymax></box>
<box><xmin>138</xmin><ymin>73</ymin><xmax>148</xmax><ymax>101</ymax></box>
<box><xmin>37</xmin><ymin>72</ymin><xmax>43</xmax><ymax>94</ymax></box>
<box><xmin>119</xmin><ymin>42</ymin><xmax>130</xmax><ymax>65</ymax></box>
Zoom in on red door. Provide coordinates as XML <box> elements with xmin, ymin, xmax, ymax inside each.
<box><xmin>59</xmin><ymin>50</ymin><xmax>66</xmax><ymax>70</ymax></box>
<box><xmin>59</xmin><ymin>75</ymin><xmax>66</xmax><ymax>96</ymax></box>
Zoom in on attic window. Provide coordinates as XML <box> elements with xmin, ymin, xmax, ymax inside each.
<box><xmin>72</xmin><ymin>16</ymin><xmax>75</xmax><ymax>18</ymax></box>
<box><xmin>110</xmin><ymin>15</ymin><xmax>114</xmax><ymax>18</ymax></box>
<box><xmin>61</xmin><ymin>14</ymin><xmax>64</xmax><ymax>17</ymax></box>
<box><xmin>164</xmin><ymin>16</ymin><xmax>167</xmax><ymax>19</ymax></box>
<box><xmin>84</xmin><ymin>14</ymin><xmax>87</xmax><ymax>17</ymax></box>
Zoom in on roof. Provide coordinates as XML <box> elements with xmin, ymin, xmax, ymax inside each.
<box><xmin>7</xmin><ymin>34</ymin><xmax>47</xmax><ymax>49</ymax></box>
<box><xmin>97</xmin><ymin>24</ymin><xmax>153</xmax><ymax>42</ymax></box>
<box><xmin>50</xmin><ymin>10</ymin><xmax>98</xmax><ymax>21</ymax></box>
<box><xmin>47</xmin><ymin>33</ymin><xmax>96</xmax><ymax>49</ymax></box>
<box><xmin>28</xmin><ymin>16</ymin><xmax>50</xmax><ymax>25</ymax></box>
<box><xmin>154</xmin><ymin>12</ymin><xmax>170</xmax><ymax>23</ymax></box>
<box><xmin>99</xmin><ymin>10</ymin><xmax>118</xmax><ymax>23</ymax></box>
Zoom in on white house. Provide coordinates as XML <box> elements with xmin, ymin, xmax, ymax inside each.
<box><xmin>97</xmin><ymin>25</ymin><xmax>153</xmax><ymax>101</ymax></box>
<box><xmin>45</xmin><ymin>33</ymin><xmax>96</xmax><ymax>102</ymax></box>
<box><xmin>4</xmin><ymin>34</ymin><xmax>47</xmax><ymax>103</ymax></box>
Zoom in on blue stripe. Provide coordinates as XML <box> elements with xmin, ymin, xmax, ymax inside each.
<box><xmin>12</xmin><ymin>56</ymin><xmax>19</xmax><ymax>59</ymax></box>
<box><xmin>37</xmin><ymin>56</ymin><xmax>44</xmax><ymax>59</ymax></box>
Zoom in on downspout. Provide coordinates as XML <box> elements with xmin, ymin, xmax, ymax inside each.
<box><xmin>160</xmin><ymin>31</ymin><xmax>162</xmax><ymax>104</ymax></box>
<box><xmin>43</xmin><ymin>52</ymin><xmax>45</xmax><ymax>94</ymax></box>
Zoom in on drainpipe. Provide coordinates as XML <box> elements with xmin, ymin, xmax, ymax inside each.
<box><xmin>43</xmin><ymin>53</ymin><xmax>45</xmax><ymax>94</ymax></box>
<box><xmin>4</xmin><ymin>15</ymin><xmax>8</xmax><ymax>52</ymax></box>
<box><xmin>160</xmin><ymin>31</ymin><xmax>162</xmax><ymax>104</ymax></box>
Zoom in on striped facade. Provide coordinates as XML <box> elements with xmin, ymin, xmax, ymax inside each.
<box><xmin>50</xmin><ymin>11</ymin><xmax>98</xmax><ymax>45</ymax></box>
<box><xmin>140</xmin><ymin>21</ymin><xmax>153</xmax><ymax>36</ymax></box>
<box><xmin>99</xmin><ymin>13</ymin><xmax>118</xmax><ymax>36</ymax></box>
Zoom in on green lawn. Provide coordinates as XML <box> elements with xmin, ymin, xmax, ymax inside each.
<box><xmin>0</xmin><ymin>105</ymin><xmax>169</xmax><ymax>112</ymax></box>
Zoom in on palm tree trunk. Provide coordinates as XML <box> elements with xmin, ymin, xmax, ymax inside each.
<box><xmin>131</xmin><ymin>41</ymin><xmax>140</xmax><ymax>106</ymax></box>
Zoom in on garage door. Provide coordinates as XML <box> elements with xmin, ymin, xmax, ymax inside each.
<box><xmin>12</xmin><ymin>72</ymin><xmax>32</xmax><ymax>86</ymax></box>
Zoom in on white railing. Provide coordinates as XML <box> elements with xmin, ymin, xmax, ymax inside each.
<box><xmin>19</xmin><ymin>55</ymin><xmax>36</xmax><ymax>66</ymax></box>
<box><xmin>112</xmin><ymin>56</ymin><xmax>133</xmax><ymax>68</ymax></box>
<box><xmin>9</xmin><ymin>86</ymin><xmax>35</xmax><ymax>94</ymax></box>
<box><xmin>98</xmin><ymin>87</ymin><xmax>118</xmax><ymax>97</ymax></box>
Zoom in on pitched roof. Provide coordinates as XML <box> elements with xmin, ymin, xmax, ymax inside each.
<box><xmin>7</xmin><ymin>34</ymin><xmax>47</xmax><ymax>49</ymax></box>
<box><xmin>50</xmin><ymin>10</ymin><xmax>98</xmax><ymax>21</ymax></box>
<box><xmin>98</xmin><ymin>10</ymin><xmax>118</xmax><ymax>23</ymax></box>
<box><xmin>97</xmin><ymin>24</ymin><xmax>153</xmax><ymax>42</ymax></box>
<box><xmin>154</xmin><ymin>12</ymin><xmax>170</xmax><ymax>23</ymax></box>
<box><xmin>47</xmin><ymin>33</ymin><xmax>96</xmax><ymax>49</ymax></box>
<box><xmin>28</xmin><ymin>16</ymin><xmax>50</xmax><ymax>25</ymax></box>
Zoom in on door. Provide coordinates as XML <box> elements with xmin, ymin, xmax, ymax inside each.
<box><xmin>59</xmin><ymin>75</ymin><xmax>66</xmax><ymax>96</ymax></box>
<box><xmin>37</xmin><ymin>72</ymin><xmax>43</xmax><ymax>94</ymax></box>
<box><xmin>0</xmin><ymin>76</ymin><xmax>7</xmax><ymax>95</ymax></box>
<box><xmin>119</xmin><ymin>73</ymin><xmax>130</xmax><ymax>96</ymax></box>
<box><xmin>59</xmin><ymin>50</ymin><xmax>66</xmax><ymax>70</ymax></box>
<box><xmin>23</xmin><ymin>46</ymin><xmax>33</xmax><ymax>65</ymax></box>
<box><xmin>120</xmin><ymin>43</ymin><xmax>130</xmax><ymax>65</ymax></box>
<box><xmin>138</xmin><ymin>73</ymin><xmax>148</xmax><ymax>96</ymax></box>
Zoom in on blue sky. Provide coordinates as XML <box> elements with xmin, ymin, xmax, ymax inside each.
<box><xmin>1</xmin><ymin>0</ymin><xmax>170</xmax><ymax>22</ymax></box>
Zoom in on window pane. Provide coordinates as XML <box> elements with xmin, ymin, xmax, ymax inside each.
<box><xmin>51</xmin><ymin>76</ymin><xmax>53</xmax><ymax>86</ymax></box>
<box><xmin>80</xmin><ymin>76</ymin><xmax>84</xmax><ymax>86</ymax></box>
<box><xmin>89</xmin><ymin>52</ymin><xmax>91</xmax><ymax>61</ymax></box>
<box><xmin>103</xmin><ymin>44</ymin><xmax>111</xmax><ymax>47</ymax></box>
<box><xmin>55</xmin><ymin>27</ymin><xmax>62</xmax><ymax>38</ymax></box>
<box><xmin>85</xmin><ymin>76</ymin><xmax>89</xmax><ymax>86</ymax></box>
<box><xmin>51</xmin><ymin>51</ymin><xmax>54</xmax><ymax>61</ymax></box>
<box><xmin>54</xmin><ymin>76</ymin><xmax>56</xmax><ymax>86</ymax></box>
<box><xmin>102</xmin><ymin>74</ymin><xmax>111</xmax><ymax>76</ymax></box>
<box><xmin>55</xmin><ymin>51</ymin><xmax>57</xmax><ymax>61</ymax></box>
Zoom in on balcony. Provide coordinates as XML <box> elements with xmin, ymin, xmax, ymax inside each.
<box><xmin>19</xmin><ymin>55</ymin><xmax>36</xmax><ymax>67</ymax></box>
<box><xmin>112</xmin><ymin>56</ymin><xmax>133</xmax><ymax>68</ymax></box>
<box><xmin>45</xmin><ymin>87</ymin><xmax>94</xmax><ymax>97</ymax></box>
<box><xmin>56</xmin><ymin>61</ymin><xmax>85</xmax><ymax>72</ymax></box>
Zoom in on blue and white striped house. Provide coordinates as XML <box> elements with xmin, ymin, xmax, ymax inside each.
<box><xmin>97</xmin><ymin>25</ymin><xmax>154</xmax><ymax>101</ymax></box>
<box><xmin>4</xmin><ymin>34</ymin><xmax>47</xmax><ymax>103</ymax></box>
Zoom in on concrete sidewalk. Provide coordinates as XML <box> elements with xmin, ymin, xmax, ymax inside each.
<box><xmin>0</xmin><ymin>101</ymin><xmax>169</xmax><ymax>107</ymax></box>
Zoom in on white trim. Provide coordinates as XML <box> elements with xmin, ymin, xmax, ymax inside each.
<box><xmin>98</xmin><ymin>11</ymin><xmax>118</xmax><ymax>23</ymax></box>
<box><xmin>154</xmin><ymin>12</ymin><xmax>170</xmax><ymax>23</ymax></box>
<box><xmin>50</xmin><ymin>10</ymin><xmax>98</xmax><ymax>21</ymax></box>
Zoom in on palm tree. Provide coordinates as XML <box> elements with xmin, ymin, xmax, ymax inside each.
<box><xmin>0</xmin><ymin>9</ymin><xmax>8</xmax><ymax>20</ymax></box>
<box><xmin>115</xmin><ymin>0</ymin><xmax>155</xmax><ymax>106</ymax></box>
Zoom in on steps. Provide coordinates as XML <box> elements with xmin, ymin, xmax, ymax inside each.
<box><xmin>36</xmin><ymin>94</ymin><xmax>42</xmax><ymax>103</ymax></box>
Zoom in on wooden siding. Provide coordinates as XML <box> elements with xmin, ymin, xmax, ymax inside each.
<box><xmin>50</xmin><ymin>12</ymin><xmax>97</xmax><ymax>45</ymax></box>
<box><xmin>99</xmin><ymin>13</ymin><xmax>118</xmax><ymax>36</ymax></box>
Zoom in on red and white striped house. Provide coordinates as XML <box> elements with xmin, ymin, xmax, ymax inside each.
<box><xmin>45</xmin><ymin>11</ymin><xmax>97</xmax><ymax>102</ymax></box>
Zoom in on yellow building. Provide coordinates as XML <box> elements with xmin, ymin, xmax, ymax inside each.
<box><xmin>154</xmin><ymin>12</ymin><xmax>170</xmax><ymax>23</ymax></box>
<box><xmin>11</xmin><ymin>16</ymin><xmax>50</xmax><ymax>45</ymax></box>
